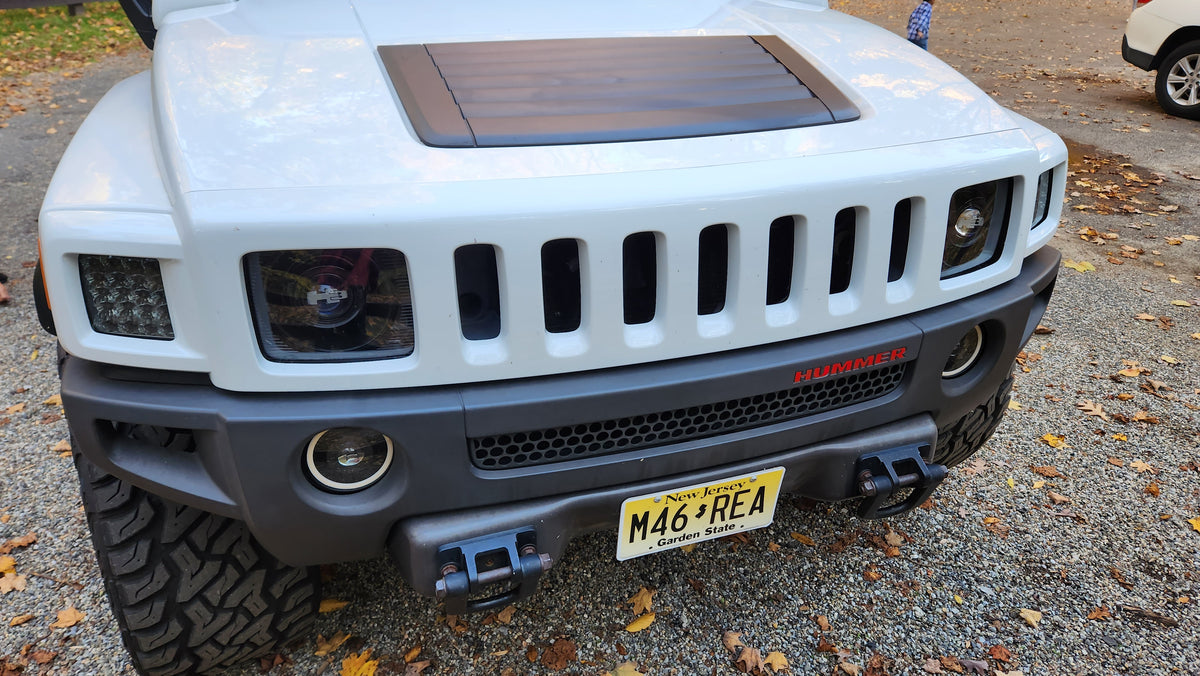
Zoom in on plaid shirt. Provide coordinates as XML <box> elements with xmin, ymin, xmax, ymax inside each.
<box><xmin>907</xmin><ymin>1</ymin><xmax>932</xmax><ymax>40</ymax></box>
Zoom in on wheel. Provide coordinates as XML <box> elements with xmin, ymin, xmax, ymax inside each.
<box><xmin>932</xmin><ymin>370</ymin><xmax>1014</xmax><ymax>468</ymax></box>
<box><xmin>1154</xmin><ymin>40</ymin><xmax>1200</xmax><ymax>120</ymax></box>
<box><xmin>75</xmin><ymin>454</ymin><xmax>320</xmax><ymax>675</ymax></box>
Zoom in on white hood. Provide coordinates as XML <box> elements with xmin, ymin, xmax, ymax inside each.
<box><xmin>150</xmin><ymin>0</ymin><xmax>1019</xmax><ymax>195</ymax></box>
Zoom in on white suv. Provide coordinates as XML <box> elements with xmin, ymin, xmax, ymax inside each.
<box><xmin>1123</xmin><ymin>0</ymin><xmax>1200</xmax><ymax>119</ymax></box>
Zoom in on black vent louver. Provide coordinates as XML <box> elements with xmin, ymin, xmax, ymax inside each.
<box><xmin>380</xmin><ymin>36</ymin><xmax>859</xmax><ymax>148</ymax></box>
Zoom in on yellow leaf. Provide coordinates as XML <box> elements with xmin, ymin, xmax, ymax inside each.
<box><xmin>341</xmin><ymin>649</ymin><xmax>378</xmax><ymax>676</ymax></box>
<box><xmin>314</xmin><ymin>631</ymin><xmax>352</xmax><ymax>657</ymax></box>
<box><xmin>953</xmin><ymin>594</ymin><xmax>964</xmax><ymax>604</ymax></box>
<box><xmin>29</xmin><ymin>350</ymin><xmax>38</xmax><ymax>361</ymax></box>
<box><xmin>1019</xmin><ymin>608</ymin><xmax>1042</xmax><ymax>628</ymax></box>
<box><xmin>43</xmin><ymin>394</ymin><xmax>62</xmax><ymax>406</ymax></box>
<box><xmin>51</xmin><ymin>440</ymin><xmax>72</xmax><ymax>453</ymax></box>
<box><xmin>9</xmin><ymin>613</ymin><xmax>35</xmax><ymax>627</ymax></box>
<box><xmin>790</xmin><ymin>532</ymin><xmax>815</xmax><ymax>546</ymax></box>
<box><xmin>1040</xmin><ymin>433</ymin><xmax>1067</xmax><ymax>449</ymax></box>
<box><xmin>1118</xmin><ymin>368</ymin><xmax>1143</xmax><ymax>377</ymax></box>
<box><xmin>49</xmin><ymin>606</ymin><xmax>84</xmax><ymax>629</ymax></box>
<box><xmin>1171</xmin><ymin>300</ymin><xmax>1192</xmax><ymax>307</ymax></box>
<box><xmin>625</xmin><ymin>612</ymin><xmax>655</xmax><ymax>633</ymax></box>
<box><xmin>320</xmin><ymin>599</ymin><xmax>349</xmax><ymax>613</ymax></box>
<box><xmin>1160</xmin><ymin>355</ymin><xmax>1179</xmax><ymax>365</ymax></box>
<box><xmin>1062</xmin><ymin>259</ymin><xmax>1096</xmax><ymax>273</ymax></box>
<box><xmin>1112</xmin><ymin>433</ymin><xmax>1127</xmax><ymax>441</ymax></box>
<box><xmin>403</xmin><ymin>645</ymin><xmax>422</xmax><ymax>663</ymax></box>
<box><xmin>0</xmin><ymin>556</ymin><xmax>14</xmax><ymax>574</ymax></box>
<box><xmin>1190</xmin><ymin>333</ymin><xmax>1200</xmax><ymax>341</ymax></box>
<box><xmin>626</xmin><ymin>587</ymin><xmax>655</xmax><ymax>615</ymax></box>
<box><xmin>1006</xmin><ymin>477</ymin><xmax>1014</xmax><ymax>489</ymax></box>
<box><xmin>1032</xmin><ymin>480</ymin><xmax>1045</xmax><ymax>489</ymax></box>
<box><xmin>4</xmin><ymin>403</ymin><xmax>25</xmax><ymax>415</ymax></box>
<box><xmin>1007</xmin><ymin>400</ymin><xmax>1021</xmax><ymax>410</ymax></box>
<box><xmin>763</xmin><ymin>651</ymin><xmax>791</xmax><ymax>673</ymax></box>
<box><xmin>1188</xmin><ymin>517</ymin><xmax>1200</xmax><ymax>534</ymax></box>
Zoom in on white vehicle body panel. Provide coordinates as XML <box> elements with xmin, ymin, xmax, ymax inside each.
<box><xmin>40</xmin><ymin>0</ymin><xmax>1067</xmax><ymax>392</ymax></box>
<box><xmin>1125</xmin><ymin>0</ymin><xmax>1198</xmax><ymax>58</ymax></box>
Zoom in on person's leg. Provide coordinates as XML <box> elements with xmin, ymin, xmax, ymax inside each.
<box><xmin>908</xmin><ymin>37</ymin><xmax>928</xmax><ymax>50</ymax></box>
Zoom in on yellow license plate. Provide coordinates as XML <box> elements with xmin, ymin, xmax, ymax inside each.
<box><xmin>616</xmin><ymin>467</ymin><xmax>785</xmax><ymax>561</ymax></box>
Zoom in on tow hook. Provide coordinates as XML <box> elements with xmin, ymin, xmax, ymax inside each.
<box><xmin>434</xmin><ymin>528</ymin><xmax>552</xmax><ymax>615</ymax></box>
<box><xmin>855</xmin><ymin>445</ymin><xmax>947</xmax><ymax>519</ymax></box>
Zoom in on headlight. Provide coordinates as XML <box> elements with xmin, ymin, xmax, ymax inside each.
<box><xmin>942</xmin><ymin>179</ymin><xmax>1011</xmax><ymax>278</ymax></box>
<box><xmin>1033</xmin><ymin>169</ymin><xmax>1053</xmax><ymax>228</ymax></box>
<box><xmin>245</xmin><ymin>248</ymin><xmax>415</xmax><ymax>362</ymax></box>
<box><xmin>78</xmin><ymin>255</ymin><xmax>174</xmax><ymax>339</ymax></box>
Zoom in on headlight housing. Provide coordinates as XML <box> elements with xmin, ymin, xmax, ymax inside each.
<box><xmin>245</xmin><ymin>248</ymin><xmax>415</xmax><ymax>362</ymax></box>
<box><xmin>942</xmin><ymin>179</ymin><xmax>1011</xmax><ymax>278</ymax></box>
<box><xmin>78</xmin><ymin>255</ymin><xmax>174</xmax><ymax>339</ymax></box>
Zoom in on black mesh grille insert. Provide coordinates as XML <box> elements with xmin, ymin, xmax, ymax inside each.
<box><xmin>470</xmin><ymin>362</ymin><xmax>905</xmax><ymax>469</ymax></box>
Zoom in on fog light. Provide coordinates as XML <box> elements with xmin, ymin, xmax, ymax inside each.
<box><xmin>305</xmin><ymin>427</ymin><xmax>393</xmax><ymax>492</ymax></box>
<box><xmin>942</xmin><ymin>325</ymin><xmax>983</xmax><ymax>378</ymax></box>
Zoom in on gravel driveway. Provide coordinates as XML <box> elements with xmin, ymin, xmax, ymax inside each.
<box><xmin>1</xmin><ymin>1</ymin><xmax>1197</xmax><ymax>674</ymax></box>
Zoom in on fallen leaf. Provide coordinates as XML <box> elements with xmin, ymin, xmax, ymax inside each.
<box><xmin>839</xmin><ymin>663</ymin><xmax>861</xmax><ymax>675</ymax></box>
<box><xmin>0</xmin><ymin>533</ymin><xmax>36</xmax><ymax>555</ymax></box>
<box><xmin>8</xmin><ymin>614</ymin><xmax>34</xmax><ymax>627</ymax></box>
<box><xmin>4</xmin><ymin>403</ymin><xmax>25</xmax><ymax>415</ymax></box>
<box><xmin>1132</xmin><ymin>410</ymin><xmax>1161</xmax><ymax>424</ymax></box>
<box><xmin>1047</xmin><ymin>492</ymin><xmax>1071</xmax><ymax>505</ymax></box>
<box><xmin>815</xmin><ymin>615</ymin><xmax>832</xmax><ymax>632</ymax></box>
<box><xmin>1018</xmin><ymin>608</ymin><xmax>1042</xmax><ymax>628</ymax></box>
<box><xmin>1130</xmin><ymin>460</ymin><xmax>1156</xmax><ymax>474</ymax></box>
<box><xmin>1062</xmin><ymin>259</ymin><xmax>1096</xmax><ymax>273</ymax></box>
<box><xmin>1007</xmin><ymin>400</ymin><xmax>1021</xmax><ymax>410</ymax></box>
<box><xmin>734</xmin><ymin>647</ymin><xmax>766</xmax><ymax>674</ymax></box>
<box><xmin>1171</xmin><ymin>300</ymin><xmax>1192</xmax><ymax>307</ymax></box>
<box><xmin>1144</xmin><ymin>482</ymin><xmax>1160</xmax><ymax>497</ymax></box>
<box><xmin>314</xmin><ymin>632</ymin><xmax>352</xmax><ymax>657</ymax></box>
<box><xmin>540</xmin><ymin>638</ymin><xmax>578</xmax><ymax>671</ymax></box>
<box><xmin>1030</xmin><ymin>465</ymin><xmax>1063</xmax><ymax>478</ymax></box>
<box><xmin>1032</xmin><ymin>480</ymin><xmax>1046</xmax><ymax>489</ymax></box>
<box><xmin>29</xmin><ymin>650</ymin><xmax>55</xmax><ymax>666</ymax></box>
<box><xmin>403</xmin><ymin>660</ymin><xmax>431</xmax><ymax>676</ymax></box>
<box><xmin>1087</xmin><ymin>606</ymin><xmax>1112</xmax><ymax>620</ymax></box>
<box><xmin>816</xmin><ymin>635</ymin><xmax>839</xmax><ymax>653</ymax></box>
<box><xmin>403</xmin><ymin>645</ymin><xmax>422</xmax><ymax>663</ymax></box>
<box><xmin>626</xmin><ymin>587</ymin><xmax>655</xmax><ymax>615</ymax></box>
<box><xmin>606</xmin><ymin>662</ymin><xmax>645</xmax><ymax>676</ymax></box>
<box><xmin>50</xmin><ymin>440</ymin><xmax>71</xmax><ymax>453</ymax></box>
<box><xmin>1160</xmin><ymin>355</ymin><xmax>1179</xmax><ymax>365</ymax></box>
<box><xmin>320</xmin><ymin>599</ymin><xmax>349</xmax><ymax>613</ymax></box>
<box><xmin>43</xmin><ymin>394</ymin><xmax>62</xmax><ymax>406</ymax></box>
<box><xmin>1107</xmin><ymin>457</ymin><xmax>1125</xmax><ymax>468</ymax></box>
<box><xmin>940</xmin><ymin>656</ymin><xmax>965</xmax><ymax>673</ymax></box>
<box><xmin>1134</xmin><ymin>313</ymin><xmax>1157</xmax><ymax>321</ymax></box>
<box><xmin>49</xmin><ymin>606</ymin><xmax>84</xmax><ymax>629</ymax></box>
<box><xmin>790</xmin><ymin>532</ymin><xmax>815</xmax><ymax>546</ymax></box>
<box><xmin>883</xmin><ymin>528</ymin><xmax>903</xmax><ymax>548</ymax></box>
<box><xmin>495</xmin><ymin>605</ymin><xmax>516</xmax><ymax>624</ymax></box>
<box><xmin>958</xmin><ymin>658</ymin><xmax>988</xmax><ymax>674</ymax></box>
<box><xmin>722</xmin><ymin>631</ymin><xmax>745</xmax><ymax>654</ymax></box>
<box><xmin>341</xmin><ymin>649</ymin><xmax>378</xmax><ymax>676</ymax></box>
<box><xmin>863</xmin><ymin>565</ymin><xmax>882</xmax><ymax>582</ymax></box>
<box><xmin>763</xmin><ymin>651</ymin><xmax>790</xmax><ymax>673</ymax></box>
<box><xmin>679</xmin><ymin>543</ymin><xmax>698</xmax><ymax>553</ymax></box>
<box><xmin>1039</xmin><ymin>434</ymin><xmax>1067</xmax><ymax>449</ymax></box>
<box><xmin>1188</xmin><ymin>517</ymin><xmax>1200</xmax><ymax>533</ymax></box>
<box><xmin>922</xmin><ymin>658</ymin><xmax>945</xmax><ymax>673</ymax></box>
<box><xmin>987</xmin><ymin>645</ymin><xmax>1012</xmax><ymax>663</ymax></box>
<box><xmin>625</xmin><ymin>613</ymin><xmax>655</xmax><ymax>633</ymax></box>
<box><xmin>1075</xmin><ymin>400</ymin><xmax>1109</xmax><ymax>421</ymax></box>
<box><xmin>0</xmin><ymin>573</ymin><xmax>25</xmax><ymax>594</ymax></box>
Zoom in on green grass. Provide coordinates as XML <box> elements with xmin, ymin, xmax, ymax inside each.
<box><xmin>0</xmin><ymin>2</ymin><xmax>142</xmax><ymax>79</ymax></box>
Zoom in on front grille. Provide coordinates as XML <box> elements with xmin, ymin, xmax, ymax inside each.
<box><xmin>470</xmin><ymin>362</ymin><xmax>906</xmax><ymax>469</ymax></box>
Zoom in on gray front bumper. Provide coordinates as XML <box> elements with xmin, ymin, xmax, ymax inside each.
<box><xmin>60</xmin><ymin>248</ymin><xmax>1059</xmax><ymax>587</ymax></box>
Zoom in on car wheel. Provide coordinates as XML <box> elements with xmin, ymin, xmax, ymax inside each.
<box><xmin>75</xmin><ymin>453</ymin><xmax>320</xmax><ymax>675</ymax></box>
<box><xmin>1154</xmin><ymin>40</ymin><xmax>1200</xmax><ymax>120</ymax></box>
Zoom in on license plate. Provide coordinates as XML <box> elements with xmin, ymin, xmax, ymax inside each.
<box><xmin>616</xmin><ymin>467</ymin><xmax>785</xmax><ymax>561</ymax></box>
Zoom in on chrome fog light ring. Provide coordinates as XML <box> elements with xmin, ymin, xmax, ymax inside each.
<box><xmin>304</xmin><ymin>427</ymin><xmax>394</xmax><ymax>493</ymax></box>
<box><xmin>942</xmin><ymin>325</ymin><xmax>984</xmax><ymax>378</ymax></box>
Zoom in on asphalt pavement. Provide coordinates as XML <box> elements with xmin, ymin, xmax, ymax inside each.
<box><xmin>1</xmin><ymin>1</ymin><xmax>1197</xmax><ymax>674</ymax></box>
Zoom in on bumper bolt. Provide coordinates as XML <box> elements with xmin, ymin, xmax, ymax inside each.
<box><xmin>857</xmin><ymin>470</ymin><xmax>878</xmax><ymax>497</ymax></box>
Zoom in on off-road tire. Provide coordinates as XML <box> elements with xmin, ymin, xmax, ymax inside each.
<box><xmin>75</xmin><ymin>455</ymin><xmax>320</xmax><ymax>675</ymax></box>
<box><xmin>932</xmin><ymin>371</ymin><xmax>1014</xmax><ymax>468</ymax></box>
<box><xmin>1154</xmin><ymin>40</ymin><xmax>1200</xmax><ymax>120</ymax></box>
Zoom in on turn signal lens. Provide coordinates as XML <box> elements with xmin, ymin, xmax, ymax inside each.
<box><xmin>78</xmin><ymin>255</ymin><xmax>174</xmax><ymax>339</ymax></box>
<box><xmin>1033</xmin><ymin>169</ymin><xmax>1053</xmax><ymax>228</ymax></box>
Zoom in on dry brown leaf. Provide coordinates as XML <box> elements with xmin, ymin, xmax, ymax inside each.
<box><xmin>341</xmin><ymin>649</ymin><xmax>378</xmax><ymax>676</ymax></box>
<box><xmin>763</xmin><ymin>651</ymin><xmax>790</xmax><ymax>673</ymax></box>
<box><xmin>1134</xmin><ymin>313</ymin><xmax>1157</xmax><ymax>321</ymax></box>
<box><xmin>1018</xmin><ymin>608</ymin><xmax>1042</xmax><ymax>628</ymax></box>
<box><xmin>314</xmin><ymin>631</ymin><xmax>352</xmax><ymax>657</ymax></box>
<box><xmin>1144</xmin><ymin>482</ymin><xmax>1160</xmax><ymax>497</ymax></box>
<box><xmin>8</xmin><ymin>614</ymin><xmax>34</xmax><ymax>627</ymax></box>
<box><xmin>50</xmin><ymin>440</ymin><xmax>71</xmax><ymax>453</ymax></box>
<box><xmin>625</xmin><ymin>612</ymin><xmax>655</xmax><ymax>633</ymax></box>
<box><xmin>607</xmin><ymin>662</ymin><xmax>645</xmax><ymax>676</ymax></box>
<box><xmin>1047</xmin><ymin>492</ymin><xmax>1071</xmax><ymax>505</ymax></box>
<box><xmin>319</xmin><ymin>599</ymin><xmax>349</xmax><ymax>613</ymax></box>
<box><xmin>0</xmin><ymin>573</ymin><xmax>25</xmax><ymax>594</ymax></box>
<box><xmin>722</xmin><ymin>631</ymin><xmax>745</xmax><ymax>654</ymax></box>
<box><xmin>1107</xmin><ymin>457</ymin><xmax>1125</xmax><ymax>468</ymax></box>
<box><xmin>1087</xmin><ymin>606</ymin><xmax>1112</xmax><ymax>620</ymax></box>
<box><xmin>790</xmin><ymin>532</ymin><xmax>815</xmax><ymax>546</ymax></box>
<box><xmin>987</xmin><ymin>645</ymin><xmax>1012</xmax><ymax>662</ymax></box>
<box><xmin>922</xmin><ymin>658</ymin><xmax>945</xmax><ymax>673</ymax></box>
<box><xmin>495</xmin><ymin>604</ymin><xmax>516</xmax><ymax>624</ymax></box>
<box><xmin>403</xmin><ymin>645</ymin><xmax>422</xmax><ymax>663</ymax></box>
<box><xmin>29</xmin><ymin>650</ymin><xmax>55</xmax><ymax>666</ymax></box>
<box><xmin>49</xmin><ymin>606</ymin><xmax>84</xmax><ymax>629</ymax></box>
<box><xmin>839</xmin><ymin>663</ymin><xmax>861</xmax><ymax>676</ymax></box>
<box><xmin>1132</xmin><ymin>410</ymin><xmax>1161</xmax><ymax>423</ymax></box>
<box><xmin>626</xmin><ymin>587</ymin><xmax>655</xmax><ymax>615</ymax></box>
<box><xmin>734</xmin><ymin>646</ymin><xmax>766</xmax><ymax>674</ymax></box>
<box><xmin>863</xmin><ymin>565</ymin><xmax>882</xmax><ymax>582</ymax></box>
<box><xmin>1130</xmin><ymin>460</ymin><xmax>1156</xmax><ymax>474</ymax></box>
<box><xmin>939</xmin><ymin>656</ymin><xmax>965</xmax><ymax>673</ymax></box>
<box><xmin>3</xmin><ymin>403</ymin><xmax>25</xmax><ymax>415</ymax></box>
<box><xmin>958</xmin><ymin>658</ymin><xmax>988</xmax><ymax>675</ymax></box>
<box><xmin>1075</xmin><ymin>400</ymin><xmax>1109</xmax><ymax>421</ymax></box>
<box><xmin>815</xmin><ymin>615</ymin><xmax>832</xmax><ymax>632</ymax></box>
<box><xmin>0</xmin><ymin>533</ymin><xmax>37</xmax><ymax>555</ymax></box>
<box><xmin>884</xmin><ymin>528</ymin><xmax>904</xmax><ymax>548</ymax></box>
<box><xmin>540</xmin><ymin>638</ymin><xmax>577</xmax><ymax>671</ymax></box>
<box><xmin>403</xmin><ymin>660</ymin><xmax>431</xmax><ymax>676</ymax></box>
<box><xmin>1030</xmin><ymin>465</ymin><xmax>1063</xmax><ymax>478</ymax></box>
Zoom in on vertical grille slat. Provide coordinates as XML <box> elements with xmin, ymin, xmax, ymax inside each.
<box><xmin>829</xmin><ymin>208</ymin><xmax>857</xmax><ymax>294</ymax></box>
<box><xmin>766</xmin><ymin>217</ymin><xmax>796</xmax><ymax>305</ymax></box>
<box><xmin>541</xmin><ymin>239</ymin><xmax>582</xmax><ymax>333</ymax></box>
<box><xmin>697</xmin><ymin>224</ymin><xmax>730</xmax><ymax>315</ymax></box>
<box><xmin>623</xmin><ymin>232</ymin><xmax>658</xmax><ymax>325</ymax></box>
<box><xmin>889</xmin><ymin>199</ymin><xmax>913</xmax><ymax>283</ymax></box>
<box><xmin>454</xmin><ymin>244</ymin><xmax>502</xmax><ymax>340</ymax></box>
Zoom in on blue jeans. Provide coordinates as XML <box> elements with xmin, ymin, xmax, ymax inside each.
<box><xmin>909</xmin><ymin>37</ymin><xmax>928</xmax><ymax>50</ymax></box>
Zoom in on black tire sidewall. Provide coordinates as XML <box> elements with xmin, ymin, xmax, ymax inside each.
<box><xmin>1154</xmin><ymin>40</ymin><xmax>1200</xmax><ymax>120</ymax></box>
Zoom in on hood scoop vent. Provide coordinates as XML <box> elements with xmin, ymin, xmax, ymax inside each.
<box><xmin>379</xmin><ymin>35</ymin><xmax>858</xmax><ymax>148</ymax></box>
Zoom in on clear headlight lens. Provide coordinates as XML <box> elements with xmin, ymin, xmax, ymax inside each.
<box><xmin>245</xmin><ymin>248</ymin><xmax>415</xmax><ymax>362</ymax></box>
<box><xmin>78</xmin><ymin>255</ymin><xmax>174</xmax><ymax>339</ymax></box>
<box><xmin>1033</xmin><ymin>169</ymin><xmax>1053</xmax><ymax>228</ymax></box>
<box><xmin>942</xmin><ymin>179</ymin><xmax>1011</xmax><ymax>278</ymax></box>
